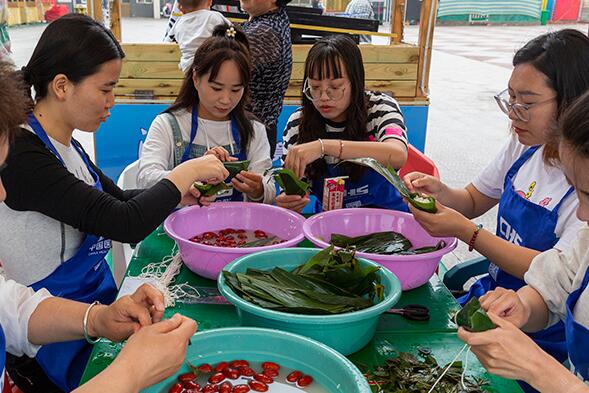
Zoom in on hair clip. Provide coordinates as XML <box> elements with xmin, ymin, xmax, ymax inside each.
<box><xmin>226</xmin><ymin>26</ymin><xmax>236</xmax><ymax>38</ymax></box>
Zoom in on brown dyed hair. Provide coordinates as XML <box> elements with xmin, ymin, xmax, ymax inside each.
<box><xmin>560</xmin><ymin>90</ymin><xmax>589</xmax><ymax>159</ymax></box>
<box><xmin>0</xmin><ymin>63</ymin><xmax>28</xmax><ymax>143</ymax></box>
<box><xmin>166</xmin><ymin>23</ymin><xmax>254</xmax><ymax>153</ymax></box>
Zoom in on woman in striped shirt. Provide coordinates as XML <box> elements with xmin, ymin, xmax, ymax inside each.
<box><xmin>278</xmin><ymin>34</ymin><xmax>409</xmax><ymax>213</ymax></box>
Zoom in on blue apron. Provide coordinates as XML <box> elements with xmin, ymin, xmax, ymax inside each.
<box><xmin>310</xmin><ymin>159</ymin><xmax>408</xmax><ymax>212</ymax></box>
<box><xmin>566</xmin><ymin>264</ymin><xmax>589</xmax><ymax>381</ymax></box>
<box><xmin>0</xmin><ymin>326</ymin><xmax>5</xmax><ymax>393</ymax></box>
<box><xmin>458</xmin><ymin>146</ymin><xmax>574</xmax><ymax>390</ymax></box>
<box><xmin>178</xmin><ymin>106</ymin><xmax>246</xmax><ymax>202</ymax></box>
<box><xmin>27</xmin><ymin>114</ymin><xmax>117</xmax><ymax>391</ymax></box>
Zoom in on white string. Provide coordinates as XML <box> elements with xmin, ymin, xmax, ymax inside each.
<box><xmin>427</xmin><ymin>343</ymin><xmax>469</xmax><ymax>393</ymax></box>
<box><xmin>137</xmin><ymin>246</ymin><xmax>203</xmax><ymax>307</ymax></box>
<box><xmin>461</xmin><ymin>348</ymin><xmax>469</xmax><ymax>390</ymax></box>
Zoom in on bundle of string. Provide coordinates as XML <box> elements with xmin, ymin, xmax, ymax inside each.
<box><xmin>137</xmin><ymin>246</ymin><xmax>203</xmax><ymax>307</ymax></box>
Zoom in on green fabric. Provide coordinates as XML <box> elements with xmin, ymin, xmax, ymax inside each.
<box><xmin>438</xmin><ymin>0</ymin><xmax>542</xmax><ymax>19</ymax></box>
<box><xmin>81</xmin><ymin>226</ymin><xmax>523</xmax><ymax>392</ymax></box>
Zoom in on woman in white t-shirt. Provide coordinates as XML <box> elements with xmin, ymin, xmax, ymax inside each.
<box><xmin>139</xmin><ymin>24</ymin><xmax>275</xmax><ymax>203</ymax></box>
<box><xmin>404</xmin><ymin>29</ymin><xmax>589</xmax><ymax>381</ymax></box>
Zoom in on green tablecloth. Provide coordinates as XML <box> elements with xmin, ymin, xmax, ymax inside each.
<box><xmin>81</xmin><ymin>227</ymin><xmax>522</xmax><ymax>392</ymax></box>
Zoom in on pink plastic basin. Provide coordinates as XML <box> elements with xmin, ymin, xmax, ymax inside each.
<box><xmin>303</xmin><ymin>208</ymin><xmax>457</xmax><ymax>290</ymax></box>
<box><xmin>164</xmin><ymin>202</ymin><xmax>306</xmax><ymax>279</ymax></box>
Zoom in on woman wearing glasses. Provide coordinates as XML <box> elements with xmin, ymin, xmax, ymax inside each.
<box><xmin>404</xmin><ymin>29</ymin><xmax>589</xmax><ymax>382</ymax></box>
<box><xmin>278</xmin><ymin>34</ymin><xmax>408</xmax><ymax>213</ymax></box>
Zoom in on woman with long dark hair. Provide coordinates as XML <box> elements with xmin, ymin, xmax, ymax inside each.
<box><xmin>0</xmin><ymin>14</ymin><xmax>227</xmax><ymax>392</ymax></box>
<box><xmin>138</xmin><ymin>24</ymin><xmax>274</xmax><ymax>203</ymax></box>
<box><xmin>405</xmin><ymin>29</ymin><xmax>589</xmax><ymax>390</ymax></box>
<box><xmin>278</xmin><ymin>34</ymin><xmax>409</xmax><ymax>213</ymax></box>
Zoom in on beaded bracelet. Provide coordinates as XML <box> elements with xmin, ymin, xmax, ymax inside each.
<box><xmin>468</xmin><ymin>224</ymin><xmax>483</xmax><ymax>252</ymax></box>
<box><xmin>83</xmin><ymin>301</ymin><xmax>101</xmax><ymax>344</ymax></box>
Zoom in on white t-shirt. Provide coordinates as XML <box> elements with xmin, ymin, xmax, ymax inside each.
<box><xmin>472</xmin><ymin>135</ymin><xmax>582</xmax><ymax>251</ymax></box>
<box><xmin>137</xmin><ymin>108</ymin><xmax>276</xmax><ymax>203</ymax></box>
<box><xmin>164</xmin><ymin>9</ymin><xmax>229</xmax><ymax>73</ymax></box>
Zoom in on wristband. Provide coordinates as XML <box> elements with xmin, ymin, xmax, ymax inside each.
<box><xmin>468</xmin><ymin>224</ymin><xmax>483</xmax><ymax>252</ymax></box>
<box><xmin>83</xmin><ymin>301</ymin><xmax>101</xmax><ymax>344</ymax></box>
<box><xmin>338</xmin><ymin>140</ymin><xmax>344</xmax><ymax>159</ymax></box>
<box><xmin>318</xmin><ymin>138</ymin><xmax>325</xmax><ymax>158</ymax></box>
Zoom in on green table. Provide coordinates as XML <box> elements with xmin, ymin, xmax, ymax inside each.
<box><xmin>81</xmin><ymin>227</ymin><xmax>522</xmax><ymax>392</ymax></box>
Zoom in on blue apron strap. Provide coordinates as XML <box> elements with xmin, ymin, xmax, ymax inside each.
<box><xmin>27</xmin><ymin>113</ymin><xmax>65</xmax><ymax>164</ymax></box>
<box><xmin>181</xmin><ymin>105</ymin><xmax>199</xmax><ymax>163</ymax></box>
<box><xmin>553</xmin><ymin>186</ymin><xmax>575</xmax><ymax>212</ymax></box>
<box><xmin>230</xmin><ymin>117</ymin><xmax>247</xmax><ymax>161</ymax></box>
<box><xmin>503</xmin><ymin>145</ymin><xmax>541</xmax><ymax>190</ymax></box>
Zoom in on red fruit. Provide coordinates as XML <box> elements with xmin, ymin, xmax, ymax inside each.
<box><xmin>261</xmin><ymin>361</ymin><xmax>280</xmax><ymax>371</ymax></box>
<box><xmin>168</xmin><ymin>382</ymin><xmax>183</xmax><ymax>393</ymax></box>
<box><xmin>238</xmin><ymin>366</ymin><xmax>255</xmax><ymax>377</ymax></box>
<box><xmin>203</xmin><ymin>384</ymin><xmax>218</xmax><ymax>393</ymax></box>
<box><xmin>223</xmin><ymin>368</ymin><xmax>240</xmax><ymax>380</ymax></box>
<box><xmin>231</xmin><ymin>360</ymin><xmax>249</xmax><ymax>368</ymax></box>
<box><xmin>262</xmin><ymin>369</ymin><xmax>279</xmax><ymax>378</ymax></box>
<box><xmin>237</xmin><ymin>233</ymin><xmax>247</xmax><ymax>240</ymax></box>
<box><xmin>286</xmin><ymin>370</ymin><xmax>303</xmax><ymax>383</ymax></box>
<box><xmin>232</xmin><ymin>385</ymin><xmax>251</xmax><ymax>393</ymax></box>
<box><xmin>254</xmin><ymin>230</ymin><xmax>267</xmax><ymax>238</ymax></box>
<box><xmin>179</xmin><ymin>372</ymin><xmax>197</xmax><ymax>383</ymax></box>
<box><xmin>184</xmin><ymin>380</ymin><xmax>200</xmax><ymax>390</ymax></box>
<box><xmin>297</xmin><ymin>375</ymin><xmax>313</xmax><ymax>387</ymax></box>
<box><xmin>219</xmin><ymin>381</ymin><xmax>233</xmax><ymax>393</ymax></box>
<box><xmin>208</xmin><ymin>372</ymin><xmax>226</xmax><ymax>384</ymax></box>
<box><xmin>253</xmin><ymin>373</ymin><xmax>273</xmax><ymax>384</ymax></box>
<box><xmin>215</xmin><ymin>362</ymin><xmax>229</xmax><ymax>373</ymax></box>
<box><xmin>203</xmin><ymin>231</ymin><xmax>217</xmax><ymax>239</ymax></box>
<box><xmin>248</xmin><ymin>380</ymin><xmax>269</xmax><ymax>392</ymax></box>
<box><xmin>198</xmin><ymin>363</ymin><xmax>214</xmax><ymax>373</ymax></box>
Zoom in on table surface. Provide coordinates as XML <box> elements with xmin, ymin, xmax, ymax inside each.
<box><xmin>81</xmin><ymin>227</ymin><xmax>523</xmax><ymax>392</ymax></box>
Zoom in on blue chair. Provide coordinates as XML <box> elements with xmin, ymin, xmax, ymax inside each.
<box><xmin>442</xmin><ymin>256</ymin><xmax>490</xmax><ymax>293</ymax></box>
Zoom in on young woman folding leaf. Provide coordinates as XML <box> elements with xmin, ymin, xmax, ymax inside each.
<box><xmin>455</xmin><ymin>297</ymin><xmax>496</xmax><ymax>332</ymax></box>
<box><xmin>339</xmin><ymin>157</ymin><xmax>437</xmax><ymax>213</ymax></box>
<box><xmin>265</xmin><ymin>167</ymin><xmax>311</xmax><ymax>196</ymax></box>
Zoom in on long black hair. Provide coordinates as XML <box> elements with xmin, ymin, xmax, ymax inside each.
<box><xmin>561</xmin><ymin>90</ymin><xmax>589</xmax><ymax>159</ymax></box>
<box><xmin>513</xmin><ymin>29</ymin><xmax>589</xmax><ymax>162</ymax></box>
<box><xmin>299</xmin><ymin>34</ymin><xmax>367</xmax><ymax>181</ymax></box>
<box><xmin>20</xmin><ymin>13</ymin><xmax>124</xmax><ymax>102</ymax></box>
<box><xmin>166</xmin><ymin>24</ymin><xmax>254</xmax><ymax>154</ymax></box>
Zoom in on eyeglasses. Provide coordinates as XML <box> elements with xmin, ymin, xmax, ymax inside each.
<box><xmin>494</xmin><ymin>88</ymin><xmax>556</xmax><ymax>122</ymax></box>
<box><xmin>303</xmin><ymin>78</ymin><xmax>349</xmax><ymax>102</ymax></box>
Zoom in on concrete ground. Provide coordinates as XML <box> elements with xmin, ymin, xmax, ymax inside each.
<box><xmin>6</xmin><ymin>19</ymin><xmax>588</xmax><ymax>268</ymax></box>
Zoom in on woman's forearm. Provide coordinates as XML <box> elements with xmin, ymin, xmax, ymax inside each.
<box><xmin>322</xmin><ymin>139</ymin><xmax>407</xmax><ymax>169</ymax></box>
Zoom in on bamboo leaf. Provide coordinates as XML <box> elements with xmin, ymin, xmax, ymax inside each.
<box><xmin>265</xmin><ymin>168</ymin><xmax>310</xmax><ymax>196</ymax></box>
<box><xmin>455</xmin><ymin>297</ymin><xmax>496</xmax><ymax>332</ymax></box>
<box><xmin>193</xmin><ymin>181</ymin><xmax>232</xmax><ymax>196</ymax></box>
<box><xmin>224</xmin><ymin>160</ymin><xmax>250</xmax><ymax>180</ymax></box>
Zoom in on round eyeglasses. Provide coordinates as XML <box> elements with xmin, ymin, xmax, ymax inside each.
<box><xmin>303</xmin><ymin>78</ymin><xmax>349</xmax><ymax>102</ymax></box>
<box><xmin>494</xmin><ymin>88</ymin><xmax>556</xmax><ymax>122</ymax></box>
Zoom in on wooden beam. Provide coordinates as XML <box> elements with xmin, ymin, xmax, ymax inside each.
<box><xmin>416</xmin><ymin>0</ymin><xmax>437</xmax><ymax>97</ymax></box>
<box><xmin>391</xmin><ymin>0</ymin><xmax>406</xmax><ymax>44</ymax></box>
<box><xmin>89</xmin><ymin>0</ymin><xmax>103</xmax><ymax>23</ymax></box>
<box><xmin>293</xmin><ymin>43</ymin><xmax>419</xmax><ymax>63</ymax></box>
<box><xmin>110</xmin><ymin>0</ymin><xmax>122</xmax><ymax>41</ymax></box>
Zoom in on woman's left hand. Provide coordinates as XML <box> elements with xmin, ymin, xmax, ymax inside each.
<box><xmin>458</xmin><ymin>313</ymin><xmax>555</xmax><ymax>384</ymax></box>
<box><xmin>284</xmin><ymin>141</ymin><xmax>322</xmax><ymax>179</ymax></box>
<box><xmin>408</xmin><ymin>201</ymin><xmax>474</xmax><ymax>239</ymax></box>
<box><xmin>89</xmin><ymin>284</ymin><xmax>165</xmax><ymax>342</ymax></box>
<box><xmin>205</xmin><ymin>146</ymin><xmax>238</xmax><ymax>163</ymax></box>
<box><xmin>232</xmin><ymin>171</ymin><xmax>264</xmax><ymax>200</ymax></box>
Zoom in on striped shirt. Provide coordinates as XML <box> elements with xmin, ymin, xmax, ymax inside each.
<box><xmin>282</xmin><ymin>90</ymin><xmax>407</xmax><ymax>161</ymax></box>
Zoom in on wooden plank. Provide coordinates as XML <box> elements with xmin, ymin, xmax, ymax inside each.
<box><xmin>120</xmin><ymin>61</ymin><xmax>184</xmax><ymax>79</ymax></box>
<box><xmin>293</xmin><ymin>44</ymin><xmax>419</xmax><ymax>63</ymax></box>
<box><xmin>121</xmin><ymin>44</ymin><xmax>181</xmax><ymax>61</ymax></box>
<box><xmin>115</xmin><ymin>79</ymin><xmax>418</xmax><ymax>99</ymax></box>
<box><xmin>111</xmin><ymin>0</ymin><xmax>122</xmax><ymax>41</ymax></box>
<box><xmin>291</xmin><ymin>63</ymin><xmax>418</xmax><ymax>80</ymax></box>
<box><xmin>416</xmin><ymin>0</ymin><xmax>437</xmax><ymax>97</ymax></box>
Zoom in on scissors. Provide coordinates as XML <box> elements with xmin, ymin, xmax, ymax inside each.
<box><xmin>385</xmin><ymin>304</ymin><xmax>430</xmax><ymax>321</ymax></box>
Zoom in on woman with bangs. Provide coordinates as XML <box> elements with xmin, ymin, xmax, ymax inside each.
<box><xmin>277</xmin><ymin>34</ymin><xmax>409</xmax><ymax>213</ymax></box>
<box><xmin>138</xmin><ymin>24</ymin><xmax>275</xmax><ymax>204</ymax></box>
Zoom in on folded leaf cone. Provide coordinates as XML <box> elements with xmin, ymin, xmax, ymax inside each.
<box><xmin>224</xmin><ymin>160</ymin><xmax>250</xmax><ymax>180</ymax></box>
<box><xmin>455</xmin><ymin>297</ymin><xmax>496</xmax><ymax>332</ymax></box>
<box><xmin>265</xmin><ymin>168</ymin><xmax>310</xmax><ymax>196</ymax></box>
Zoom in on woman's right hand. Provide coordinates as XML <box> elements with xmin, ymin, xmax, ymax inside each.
<box><xmin>479</xmin><ymin>288</ymin><xmax>531</xmax><ymax>329</ymax></box>
<box><xmin>112</xmin><ymin>314</ymin><xmax>197</xmax><ymax>391</ymax></box>
<box><xmin>276</xmin><ymin>193</ymin><xmax>310</xmax><ymax>213</ymax></box>
<box><xmin>403</xmin><ymin>172</ymin><xmax>446</xmax><ymax>199</ymax></box>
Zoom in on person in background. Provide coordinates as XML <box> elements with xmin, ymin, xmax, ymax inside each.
<box><xmin>0</xmin><ymin>63</ymin><xmax>196</xmax><ymax>393</ymax></box>
<box><xmin>344</xmin><ymin>0</ymin><xmax>375</xmax><ymax>43</ymax></box>
<box><xmin>139</xmin><ymin>25</ymin><xmax>275</xmax><ymax>204</ymax></box>
<box><xmin>0</xmin><ymin>14</ymin><xmax>227</xmax><ymax>392</ymax></box>
<box><xmin>164</xmin><ymin>0</ymin><xmax>229</xmax><ymax>74</ymax></box>
<box><xmin>240</xmin><ymin>0</ymin><xmax>292</xmax><ymax>159</ymax></box>
<box><xmin>163</xmin><ymin>0</ymin><xmax>182</xmax><ymax>40</ymax></box>
<box><xmin>404</xmin><ymin>29</ymin><xmax>589</xmax><ymax>392</ymax></box>
<box><xmin>278</xmin><ymin>35</ymin><xmax>408</xmax><ymax>213</ymax></box>
<box><xmin>459</xmin><ymin>90</ymin><xmax>589</xmax><ymax>393</ymax></box>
